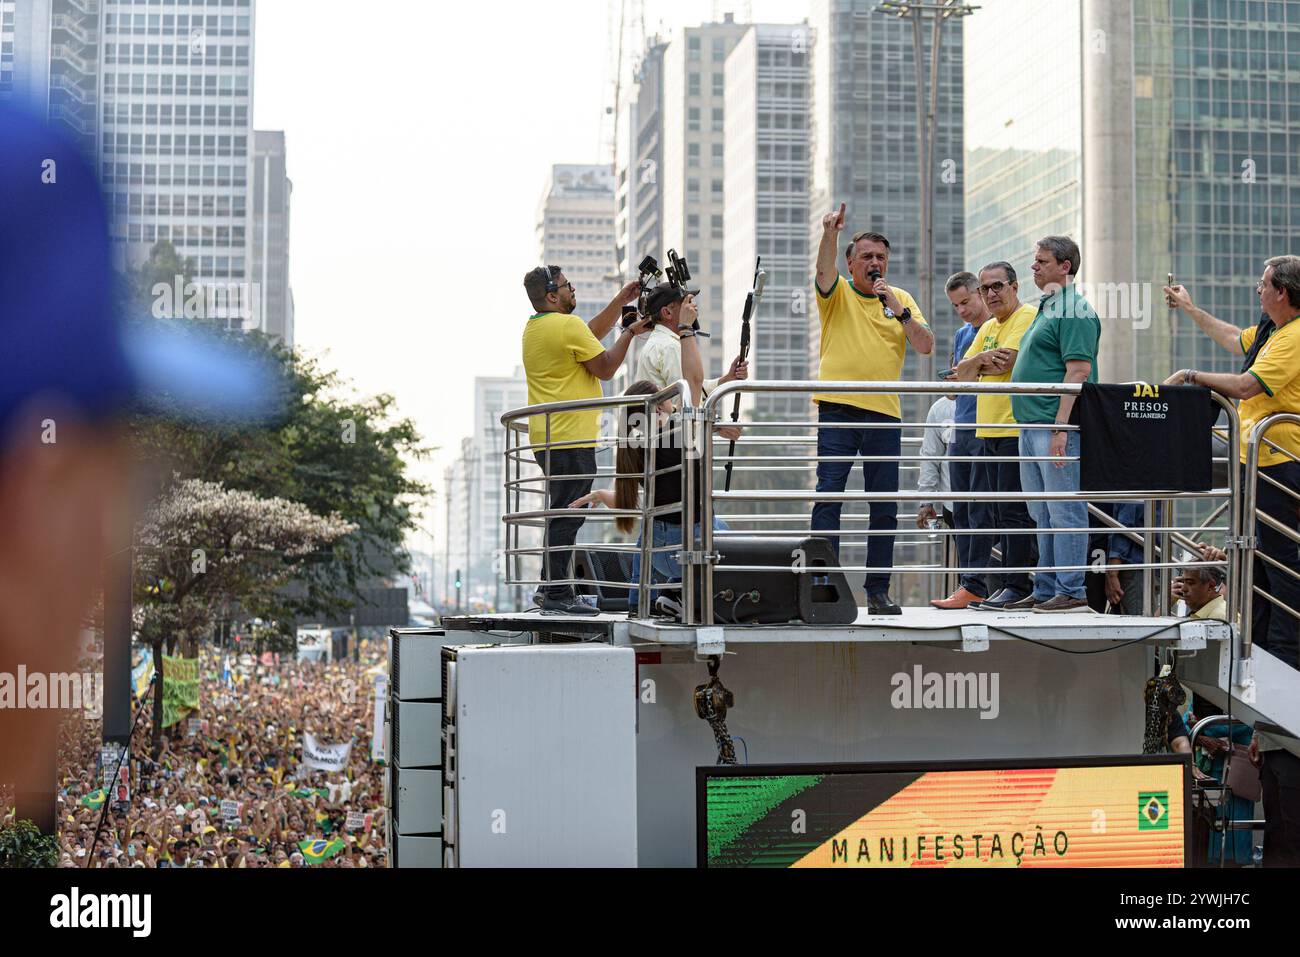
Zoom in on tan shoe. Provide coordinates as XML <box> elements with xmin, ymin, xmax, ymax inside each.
<box><xmin>930</xmin><ymin>587</ymin><xmax>985</xmax><ymax>610</ymax></box>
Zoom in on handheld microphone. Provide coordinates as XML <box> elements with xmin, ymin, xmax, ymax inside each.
<box><xmin>862</xmin><ymin>268</ymin><xmax>881</xmax><ymax>299</ymax></box>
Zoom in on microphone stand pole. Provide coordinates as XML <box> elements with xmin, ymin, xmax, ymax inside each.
<box><xmin>723</xmin><ymin>258</ymin><xmax>765</xmax><ymax>493</ymax></box>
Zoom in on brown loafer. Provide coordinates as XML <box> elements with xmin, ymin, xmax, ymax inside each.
<box><xmin>1031</xmin><ymin>595</ymin><xmax>1092</xmax><ymax>614</ymax></box>
<box><xmin>929</xmin><ymin>587</ymin><xmax>986</xmax><ymax>610</ymax></box>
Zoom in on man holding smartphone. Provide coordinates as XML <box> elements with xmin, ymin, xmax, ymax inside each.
<box><xmin>1163</xmin><ymin>256</ymin><xmax>1300</xmax><ymax>669</ymax></box>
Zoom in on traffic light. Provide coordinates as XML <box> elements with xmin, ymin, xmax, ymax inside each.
<box><xmin>454</xmin><ymin>569</ymin><xmax>462</xmax><ymax>590</ymax></box>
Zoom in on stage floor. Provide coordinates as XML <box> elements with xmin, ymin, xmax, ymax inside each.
<box><xmin>437</xmin><ymin>606</ymin><xmax>1228</xmax><ymax>651</ymax></box>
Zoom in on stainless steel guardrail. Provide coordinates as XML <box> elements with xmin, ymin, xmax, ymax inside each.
<box><xmin>501</xmin><ymin>378</ymin><xmax>692</xmax><ymax>619</ymax></box>
<box><xmin>1240</xmin><ymin>412</ymin><xmax>1300</xmax><ymax>662</ymax></box>
<box><xmin>694</xmin><ymin>380</ymin><xmax>1241</xmax><ymax>626</ymax></box>
<box><xmin>500</xmin><ymin>379</ymin><xmax>1242</xmax><ymax>629</ymax></box>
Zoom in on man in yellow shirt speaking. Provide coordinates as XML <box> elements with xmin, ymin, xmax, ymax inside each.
<box><xmin>521</xmin><ymin>265</ymin><xmax>645</xmax><ymax>614</ymax></box>
<box><xmin>812</xmin><ymin>204</ymin><xmax>934</xmax><ymax>614</ymax></box>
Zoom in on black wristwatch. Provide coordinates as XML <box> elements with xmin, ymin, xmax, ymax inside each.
<box><xmin>895</xmin><ymin>307</ymin><xmax>912</xmax><ymax>324</ymax></box>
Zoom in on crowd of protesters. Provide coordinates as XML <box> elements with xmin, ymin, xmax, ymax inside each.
<box><xmin>42</xmin><ymin>641</ymin><xmax>387</xmax><ymax>868</ymax></box>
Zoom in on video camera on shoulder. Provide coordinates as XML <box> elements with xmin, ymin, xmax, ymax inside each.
<box><xmin>665</xmin><ymin>249</ymin><xmax>691</xmax><ymax>289</ymax></box>
<box><xmin>627</xmin><ymin>249</ymin><xmax>701</xmax><ymax>331</ymax></box>
<box><xmin>624</xmin><ymin>255</ymin><xmax>665</xmax><ymax>328</ymax></box>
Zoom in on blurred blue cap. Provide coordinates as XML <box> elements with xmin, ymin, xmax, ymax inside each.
<box><xmin>0</xmin><ymin>103</ymin><xmax>280</xmax><ymax>433</ymax></box>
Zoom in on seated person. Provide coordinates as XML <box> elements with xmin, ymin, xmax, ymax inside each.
<box><xmin>569</xmin><ymin>380</ymin><xmax>726</xmax><ymax>617</ymax></box>
<box><xmin>1173</xmin><ymin>561</ymin><xmax>1228</xmax><ymax>620</ymax></box>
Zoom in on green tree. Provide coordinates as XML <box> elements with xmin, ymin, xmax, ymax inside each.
<box><xmin>0</xmin><ymin>819</ymin><xmax>59</xmax><ymax>868</ymax></box>
<box><xmin>125</xmin><ymin>241</ymin><xmax>432</xmax><ymax>636</ymax></box>
<box><xmin>134</xmin><ymin>478</ymin><xmax>357</xmax><ymax>754</ymax></box>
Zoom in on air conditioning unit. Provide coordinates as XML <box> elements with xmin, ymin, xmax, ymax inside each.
<box><xmin>387</xmin><ymin>630</ymin><xmax>447</xmax><ymax>867</ymax></box>
<box><xmin>440</xmin><ymin>643</ymin><xmax>638</xmax><ymax>867</ymax></box>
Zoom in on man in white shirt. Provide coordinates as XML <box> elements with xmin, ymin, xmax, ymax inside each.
<box><xmin>635</xmin><ymin>286</ymin><xmax>747</xmax><ymax>405</ymax></box>
<box><xmin>916</xmin><ymin>394</ymin><xmax>955</xmax><ymax>529</ymax></box>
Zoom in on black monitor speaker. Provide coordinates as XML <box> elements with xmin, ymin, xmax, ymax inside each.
<box><xmin>700</xmin><ymin>536</ymin><xmax>856</xmax><ymax>625</ymax></box>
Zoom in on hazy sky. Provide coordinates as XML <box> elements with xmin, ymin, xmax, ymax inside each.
<box><xmin>254</xmin><ymin>0</ymin><xmax>808</xmax><ymax>550</ymax></box>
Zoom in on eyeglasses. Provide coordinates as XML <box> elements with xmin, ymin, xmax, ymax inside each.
<box><xmin>979</xmin><ymin>281</ymin><xmax>1010</xmax><ymax>294</ymax></box>
<box><xmin>556</xmin><ymin>281</ymin><xmax>575</xmax><ymax>293</ymax></box>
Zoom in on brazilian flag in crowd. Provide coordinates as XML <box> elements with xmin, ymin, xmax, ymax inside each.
<box><xmin>288</xmin><ymin>786</ymin><xmax>328</xmax><ymax>800</ymax></box>
<box><xmin>298</xmin><ymin>837</ymin><xmax>345</xmax><ymax>864</ymax></box>
<box><xmin>79</xmin><ymin>789</ymin><xmax>107</xmax><ymax>810</ymax></box>
<box><xmin>161</xmin><ymin>656</ymin><xmax>201</xmax><ymax>728</ymax></box>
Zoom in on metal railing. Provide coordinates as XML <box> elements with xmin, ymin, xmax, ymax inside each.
<box><xmin>500</xmin><ymin>378</ymin><xmax>1244</xmax><ymax>629</ymax></box>
<box><xmin>694</xmin><ymin>379</ymin><xmax>1240</xmax><ymax>626</ymax></box>
<box><xmin>1240</xmin><ymin>412</ymin><xmax>1300</xmax><ymax>661</ymax></box>
<box><xmin>501</xmin><ymin>378</ymin><xmax>693</xmax><ymax>619</ymax></box>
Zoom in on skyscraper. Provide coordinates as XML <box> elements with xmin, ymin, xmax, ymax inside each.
<box><xmin>964</xmin><ymin>0</ymin><xmax>1300</xmax><ymax>384</ymax></box>
<box><xmin>614</xmin><ymin>38</ymin><xmax>668</xmax><ymax>284</ymax></box>
<box><xmin>6</xmin><ymin>0</ymin><xmax>103</xmax><ymax>158</ymax></box>
<box><xmin>661</xmin><ymin>16</ymin><xmax>751</xmax><ymax>384</ymax></box>
<box><xmin>100</xmin><ymin>0</ymin><xmax>257</xmax><ymax>329</ymax></box>
<box><xmin>446</xmin><ymin>436</ymin><xmax>478</xmax><ymax>609</ymax></box>
<box><xmin>5</xmin><ymin>1</ymin><xmax>271</xmax><ymax>338</ymax></box>
<box><xmin>0</xmin><ymin>2</ymin><xmax>14</xmax><ymax>99</ymax></box>
<box><xmin>808</xmin><ymin>0</ymin><xmax>965</xmax><ymax>381</ymax></box>
<box><xmin>253</xmin><ymin>129</ymin><xmax>293</xmax><ymax>345</ymax></box>
<box><xmin>723</xmin><ymin>22</ymin><xmax>813</xmax><ymax>423</ymax></box>
<box><xmin>472</xmin><ymin>369</ymin><xmax>535</xmax><ymax>612</ymax></box>
<box><xmin>537</xmin><ymin>163</ymin><xmax>620</xmax><ymax>327</ymax></box>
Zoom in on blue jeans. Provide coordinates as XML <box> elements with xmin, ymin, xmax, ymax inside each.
<box><xmin>948</xmin><ymin>429</ymin><xmax>993</xmax><ymax>597</ymax></box>
<box><xmin>810</xmin><ymin>403</ymin><xmax>900</xmax><ymax>597</ymax></box>
<box><xmin>1018</xmin><ymin>429</ymin><xmax>1086</xmax><ymax>601</ymax></box>
<box><xmin>628</xmin><ymin>517</ymin><xmax>728</xmax><ymax>611</ymax></box>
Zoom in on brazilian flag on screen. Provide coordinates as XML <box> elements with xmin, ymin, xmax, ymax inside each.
<box><xmin>79</xmin><ymin>789</ymin><xmax>107</xmax><ymax>810</ymax></box>
<box><xmin>298</xmin><ymin>837</ymin><xmax>345</xmax><ymax>864</ymax></box>
<box><xmin>1139</xmin><ymin>791</ymin><xmax>1170</xmax><ymax>830</ymax></box>
<box><xmin>288</xmin><ymin>787</ymin><xmax>328</xmax><ymax>800</ymax></box>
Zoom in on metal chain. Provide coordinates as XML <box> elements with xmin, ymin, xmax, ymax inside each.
<box><xmin>699</xmin><ymin>686</ymin><xmax>737</xmax><ymax>765</ymax></box>
<box><xmin>695</xmin><ymin>656</ymin><xmax>737</xmax><ymax>765</ymax></box>
<box><xmin>1142</xmin><ymin>666</ymin><xmax>1186</xmax><ymax>755</ymax></box>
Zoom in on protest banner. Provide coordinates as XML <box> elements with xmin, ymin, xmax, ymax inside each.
<box><xmin>302</xmin><ymin>733</ymin><xmax>352</xmax><ymax>773</ymax></box>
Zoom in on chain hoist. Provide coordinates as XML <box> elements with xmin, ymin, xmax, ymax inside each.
<box><xmin>694</xmin><ymin>655</ymin><xmax>737</xmax><ymax>765</ymax></box>
<box><xmin>1143</xmin><ymin>659</ymin><xmax>1186</xmax><ymax>755</ymax></box>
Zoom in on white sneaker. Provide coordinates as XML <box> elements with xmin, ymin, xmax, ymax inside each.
<box><xmin>653</xmin><ymin>595</ymin><xmax>684</xmax><ymax>619</ymax></box>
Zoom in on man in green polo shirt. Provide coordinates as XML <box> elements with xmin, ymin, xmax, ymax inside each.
<box><xmin>1008</xmin><ymin>235</ymin><xmax>1100</xmax><ymax>613</ymax></box>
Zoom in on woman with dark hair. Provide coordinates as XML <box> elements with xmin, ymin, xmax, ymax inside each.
<box><xmin>570</xmin><ymin>380</ymin><xmax>725</xmax><ymax>615</ymax></box>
